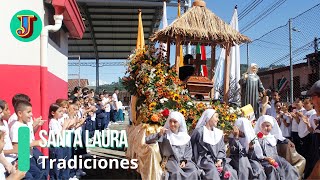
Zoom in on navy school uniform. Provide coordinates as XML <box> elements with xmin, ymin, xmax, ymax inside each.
<box><xmin>95</xmin><ymin>105</ymin><xmax>105</xmax><ymax>131</ymax></box>
<box><xmin>85</xmin><ymin>115</ymin><xmax>96</xmax><ymax>138</ymax></box>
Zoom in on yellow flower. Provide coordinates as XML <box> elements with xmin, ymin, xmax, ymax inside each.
<box><xmin>225</xmin><ymin>116</ymin><xmax>230</xmax><ymax>121</ymax></box>
<box><xmin>230</xmin><ymin>114</ymin><xmax>237</xmax><ymax>121</ymax></box>
<box><xmin>220</xmin><ymin>123</ymin><xmax>225</xmax><ymax>128</ymax></box>
<box><xmin>145</xmin><ymin>60</ymin><xmax>152</xmax><ymax>65</ymax></box>
<box><xmin>173</xmin><ymin>94</ymin><xmax>179</xmax><ymax>101</ymax></box>
<box><xmin>156</xmin><ymin>70</ymin><xmax>163</xmax><ymax>75</ymax></box>
<box><xmin>149</xmin><ymin>102</ymin><xmax>157</xmax><ymax>110</ymax></box>
<box><xmin>180</xmin><ymin>109</ymin><xmax>187</xmax><ymax>116</ymax></box>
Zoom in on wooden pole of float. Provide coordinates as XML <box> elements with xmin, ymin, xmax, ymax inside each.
<box><xmin>223</xmin><ymin>43</ymin><xmax>231</xmax><ymax>103</ymax></box>
<box><xmin>175</xmin><ymin>35</ymin><xmax>181</xmax><ymax>73</ymax></box>
<box><xmin>210</xmin><ymin>44</ymin><xmax>216</xmax><ymax>99</ymax></box>
<box><xmin>166</xmin><ymin>37</ymin><xmax>171</xmax><ymax>65</ymax></box>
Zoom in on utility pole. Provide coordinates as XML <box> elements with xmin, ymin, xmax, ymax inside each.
<box><xmin>314</xmin><ymin>37</ymin><xmax>319</xmax><ymax>79</ymax></box>
<box><xmin>289</xmin><ymin>19</ymin><xmax>294</xmax><ymax>104</ymax></box>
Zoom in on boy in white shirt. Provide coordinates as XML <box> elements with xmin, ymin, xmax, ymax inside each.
<box><xmin>103</xmin><ymin>98</ymin><xmax>111</xmax><ymax>129</ymax></box>
<box><xmin>10</xmin><ymin>100</ymin><xmax>47</xmax><ymax>179</ymax></box>
<box><xmin>297</xmin><ymin>98</ymin><xmax>317</xmax><ymax>178</ymax></box>
<box><xmin>291</xmin><ymin>98</ymin><xmax>306</xmax><ymax>154</ymax></box>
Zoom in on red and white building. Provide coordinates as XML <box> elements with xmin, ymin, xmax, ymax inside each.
<box><xmin>0</xmin><ymin>0</ymin><xmax>85</xmax><ymax>155</ymax></box>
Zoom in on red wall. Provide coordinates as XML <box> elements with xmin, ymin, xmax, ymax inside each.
<box><xmin>0</xmin><ymin>64</ymin><xmax>67</xmax><ymax>155</ymax></box>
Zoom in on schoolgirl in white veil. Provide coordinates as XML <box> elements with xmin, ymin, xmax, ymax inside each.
<box><xmin>190</xmin><ymin>109</ymin><xmax>238</xmax><ymax>180</ymax></box>
<box><xmin>145</xmin><ymin>111</ymin><xmax>200</xmax><ymax>180</ymax></box>
<box><xmin>253</xmin><ymin>115</ymin><xmax>299</xmax><ymax>180</ymax></box>
<box><xmin>229</xmin><ymin>117</ymin><xmax>266</xmax><ymax>180</ymax></box>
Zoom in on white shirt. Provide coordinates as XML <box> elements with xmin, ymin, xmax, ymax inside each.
<box><xmin>292</xmin><ymin>108</ymin><xmax>306</xmax><ymax>132</ymax></box>
<box><xmin>298</xmin><ymin>109</ymin><xmax>316</xmax><ymax>138</ymax></box>
<box><xmin>117</xmin><ymin>101</ymin><xmax>124</xmax><ymax>110</ymax></box>
<box><xmin>310</xmin><ymin>114</ymin><xmax>320</xmax><ymax>133</ymax></box>
<box><xmin>0</xmin><ymin>120</ymin><xmax>17</xmax><ymax>163</ymax></box>
<box><xmin>280</xmin><ymin>114</ymin><xmax>291</xmax><ymax>138</ymax></box>
<box><xmin>58</xmin><ymin>113</ymin><xmax>69</xmax><ymax>127</ymax></box>
<box><xmin>8</xmin><ymin>113</ymin><xmax>33</xmax><ymax>132</ymax></box>
<box><xmin>49</xmin><ymin>118</ymin><xmax>62</xmax><ymax>135</ymax></box>
<box><xmin>102</xmin><ymin>97</ymin><xmax>110</xmax><ymax>106</ymax></box>
<box><xmin>0</xmin><ymin>153</ymin><xmax>5</xmax><ymax>179</ymax></box>
<box><xmin>10</xmin><ymin>121</ymin><xmax>34</xmax><ymax>157</ymax></box>
<box><xmin>265</xmin><ymin>104</ymin><xmax>272</xmax><ymax>116</ymax></box>
<box><xmin>112</xmin><ymin>93</ymin><xmax>118</xmax><ymax>110</ymax></box>
<box><xmin>90</xmin><ymin>113</ymin><xmax>96</xmax><ymax>121</ymax></box>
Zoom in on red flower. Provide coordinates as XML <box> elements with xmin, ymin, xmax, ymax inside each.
<box><xmin>224</xmin><ymin>171</ymin><xmax>231</xmax><ymax>179</ymax></box>
<box><xmin>273</xmin><ymin>162</ymin><xmax>279</xmax><ymax>168</ymax></box>
<box><xmin>257</xmin><ymin>132</ymin><xmax>264</xmax><ymax>139</ymax></box>
<box><xmin>161</xmin><ymin>108</ymin><xmax>170</xmax><ymax>117</ymax></box>
<box><xmin>217</xmin><ymin>166</ymin><xmax>223</xmax><ymax>173</ymax></box>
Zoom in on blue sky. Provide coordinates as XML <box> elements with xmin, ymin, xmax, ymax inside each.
<box><xmin>69</xmin><ymin>0</ymin><xmax>320</xmax><ymax>86</ymax></box>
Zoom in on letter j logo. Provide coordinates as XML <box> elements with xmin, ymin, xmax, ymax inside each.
<box><xmin>10</xmin><ymin>10</ymin><xmax>42</xmax><ymax>42</ymax></box>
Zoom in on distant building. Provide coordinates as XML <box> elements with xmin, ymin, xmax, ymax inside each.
<box><xmin>258</xmin><ymin>61</ymin><xmax>319</xmax><ymax>100</ymax></box>
<box><xmin>68</xmin><ymin>79</ymin><xmax>89</xmax><ymax>92</ymax></box>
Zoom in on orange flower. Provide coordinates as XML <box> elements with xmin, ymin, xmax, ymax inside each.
<box><xmin>151</xmin><ymin>114</ymin><xmax>159</xmax><ymax>122</ymax></box>
<box><xmin>158</xmin><ymin>88</ymin><xmax>163</xmax><ymax>95</ymax></box>
<box><xmin>142</xmin><ymin>77</ymin><xmax>149</xmax><ymax>84</ymax></box>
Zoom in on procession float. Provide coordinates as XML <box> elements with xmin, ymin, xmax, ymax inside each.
<box><xmin>123</xmin><ymin>0</ymin><xmax>251</xmax><ymax>179</ymax></box>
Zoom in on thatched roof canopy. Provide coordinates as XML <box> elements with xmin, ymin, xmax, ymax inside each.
<box><xmin>150</xmin><ymin>1</ymin><xmax>251</xmax><ymax>46</ymax></box>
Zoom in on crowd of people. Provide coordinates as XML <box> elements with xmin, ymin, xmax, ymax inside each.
<box><xmin>0</xmin><ymin>86</ymin><xmax>126</xmax><ymax>179</ymax></box>
<box><xmin>145</xmin><ymin>80</ymin><xmax>320</xmax><ymax>180</ymax></box>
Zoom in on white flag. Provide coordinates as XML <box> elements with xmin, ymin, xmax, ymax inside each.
<box><xmin>229</xmin><ymin>8</ymin><xmax>241</xmax><ymax>102</ymax></box>
<box><xmin>161</xmin><ymin>1</ymin><xmax>168</xmax><ymax>57</ymax></box>
<box><xmin>214</xmin><ymin>7</ymin><xmax>241</xmax><ymax>102</ymax></box>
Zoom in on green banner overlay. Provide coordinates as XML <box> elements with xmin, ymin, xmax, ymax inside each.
<box><xmin>18</xmin><ymin>127</ymin><xmax>30</xmax><ymax>172</ymax></box>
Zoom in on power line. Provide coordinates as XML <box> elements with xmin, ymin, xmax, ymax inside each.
<box><xmin>269</xmin><ymin>41</ymin><xmax>313</xmax><ymax>65</ymax></box>
<box><xmin>239</xmin><ymin>0</ymin><xmax>264</xmax><ymax>20</ymax></box>
<box><xmin>240</xmin><ymin>0</ymin><xmax>287</xmax><ymax>33</ymax></box>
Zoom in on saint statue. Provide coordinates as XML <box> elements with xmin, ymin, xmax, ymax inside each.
<box><xmin>239</xmin><ymin>63</ymin><xmax>265</xmax><ymax>117</ymax></box>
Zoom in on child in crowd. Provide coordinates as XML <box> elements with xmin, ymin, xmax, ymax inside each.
<box><xmin>279</xmin><ymin>103</ymin><xmax>292</xmax><ymax>139</ymax></box>
<box><xmin>146</xmin><ymin>111</ymin><xmax>200</xmax><ymax>180</ymax></box>
<box><xmin>191</xmin><ymin>109</ymin><xmax>238</xmax><ymax>180</ymax></box>
<box><xmin>48</xmin><ymin>103</ymin><xmax>72</xmax><ymax>179</ymax></box>
<box><xmin>229</xmin><ymin>117</ymin><xmax>266</xmax><ymax>180</ymax></box>
<box><xmin>10</xmin><ymin>101</ymin><xmax>47</xmax><ymax>179</ymax></box>
<box><xmin>254</xmin><ymin>115</ymin><xmax>299</xmax><ymax>179</ymax></box>
<box><xmin>297</xmin><ymin>98</ymin><xmax>316</xmax><ymax>178</ymax></box>
<box><xmin>117</xmin><ymin>101</ymin><xmax>124</xmax><ymax>123</ymax></box>
<box><xmin>290</xmin><ymin>98</ymin><xmax>305</xmax><ymax>154</ymax></box>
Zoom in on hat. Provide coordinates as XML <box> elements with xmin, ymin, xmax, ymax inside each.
<box><xmin>240</xmin><ymin>104</ymin><xmax>255</xmax><ymax>121</ymax></box>
<box><xmin>306</xmin><ymin>80</ymin><xmax>320</xmax><ymax>96</ymax></box>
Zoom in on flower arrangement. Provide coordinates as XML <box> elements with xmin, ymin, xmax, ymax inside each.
<box><xmin>212</xmin><ymin>101</ymin><xmax>242</xmax><ymax>132</ymax></box>
<box><xmin>122</xmin><ymin>46</ymin><xmax>209</xmax><ymax>130</ymax></box>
